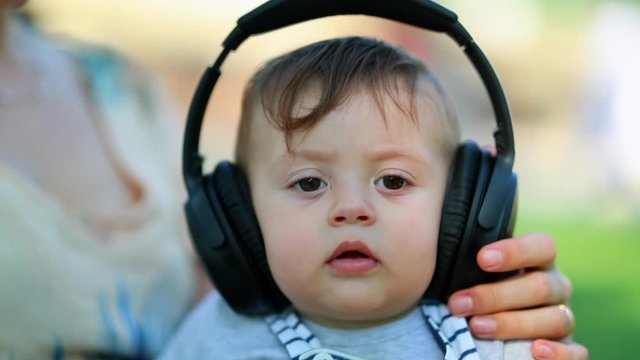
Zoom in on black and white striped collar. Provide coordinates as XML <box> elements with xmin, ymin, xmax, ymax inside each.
<box><xmin>265</xmin><ymin>302</ymin><xmax>479</xmax><ymax>360</ymax></box>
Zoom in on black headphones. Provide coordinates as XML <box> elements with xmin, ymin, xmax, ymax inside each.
<box><xmin>182</xmin><ymin>0</ymin><xmax>518</xmax><ymax>316</ymax></box>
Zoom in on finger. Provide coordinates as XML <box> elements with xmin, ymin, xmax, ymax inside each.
<box><xmin>532</xmin><ymin>340</ymin><xmax>589</xmax><ymax>360</ymax></box>
<box><xmin>448</xmin><ymin>270</ymin><xmax>573</xmax><ymax>316</ymax></box>
<box><xmin>468</xmin><ymin>304</ymin><xmax>576</xmax><ymax>340</ymax></box>
<box><xmin>478</xmin><ymin>232</ymin><xmax>556</xmax><ymax>272</ymax></box>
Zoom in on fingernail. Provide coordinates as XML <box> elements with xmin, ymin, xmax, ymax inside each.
<box><xmin>449</xmin><ymin>295</ymin><xmax>473</xmax><ymax>315</ymax></box>
<box><xmin>534</xmin><ymin>342</ymin><xmax>554</xmax><ymax>359</ymax></box>
<box><xmin>470</xmin><ymin>316</ymin><xmax>496</xmax><ymax>336</ymax></box>
<box><xmin>481</xmin><ymin>249</ymin><xmax>503</xmax><ymax>268</ymax></box>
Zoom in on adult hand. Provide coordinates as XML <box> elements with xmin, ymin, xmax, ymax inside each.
<box><xmin>447</xmin><ymin>232</ymin><xmax>589</xmax><ymax>360</ymax></box>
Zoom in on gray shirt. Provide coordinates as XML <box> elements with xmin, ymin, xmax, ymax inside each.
<box><xmin>160</xmin><ymin>292</ymin><xmax>533</xmax><ymax>359</ymax></box>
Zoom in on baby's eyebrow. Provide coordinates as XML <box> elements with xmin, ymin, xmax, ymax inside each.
<box><xmin>277</xmin><ymin>148</ymin><xmax>338</xmax><ymax>163</ymax></box>
<box><xmin>268</xmin><ymin>147</ymin><xmax>432</xmax><ymax>172</ymax></box>
<box><xmin>268</xmin><ymin>148</ymin><xmax>337</xmax><ymax>172</ymax></box>
<box><xmin>367</xmin><ymin>148</ymin><xmax>431</xmax><ymax>167</ymax></box>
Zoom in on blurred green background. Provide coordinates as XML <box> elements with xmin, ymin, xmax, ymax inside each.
<box><xmin>517</xmin><ymin>212</ymin><xmax>640</xmax><ymax>359</ymax></box>
<box><xmin>26</xmin><ymin>0</ymin><xmax>640</xmax><ymax>358</ymax></box>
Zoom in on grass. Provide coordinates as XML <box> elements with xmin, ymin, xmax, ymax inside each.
<box><xmin>515</xmin><ymin>211</ymin><xmax>640</xmax><ymax>359</ymax></box>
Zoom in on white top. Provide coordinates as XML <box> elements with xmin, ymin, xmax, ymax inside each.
<box><xmin>0</xmin><ymin>22</ymin><xmax>196</xmax><ymax>359</ymax></box>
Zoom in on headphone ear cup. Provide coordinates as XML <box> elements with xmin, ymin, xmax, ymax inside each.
<box><xmin>425</xmin><ymin>141</ymin><xmax>482</xmax><ymax>300</ymax></box>
<box><xmin>211</xmin><ymin>161</ymin><xmax>268</xmax><ymax>281</ymax></box>
<box><xmin>425</xmin><ymin>141</ymin><xmax>519</xmax><ymax>301</ymax></box>
<box><xmin>209</xmin><ymin>161</ymin><xmax>289</xmax><ymax>313</ymax></box>
<box><xmin>185</xmin><ymin>160</ymin><xmax>288</xmax><ymax>315</ymax></box>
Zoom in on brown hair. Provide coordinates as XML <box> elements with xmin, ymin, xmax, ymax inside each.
<box><xmin>235</xmin><ymin>36</ymin><xmax>459</xmax><ymax>172</ymax></box>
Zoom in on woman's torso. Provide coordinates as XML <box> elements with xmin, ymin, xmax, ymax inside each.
<box><xmin>0</xmin><ymin>18</ymin><xmax>196</xmax><ymax>359</ymax></box>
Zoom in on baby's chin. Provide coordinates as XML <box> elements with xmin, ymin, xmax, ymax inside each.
<box><xmin>297</xmin><ymin>298</ymin><xmax>421</xmax><ymax>329</ymax></box>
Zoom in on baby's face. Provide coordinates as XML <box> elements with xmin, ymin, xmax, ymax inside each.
<box><xmin>247</xmin><ymin>86</ymin><xmax>449</xmax><ymax>327</ymax></box>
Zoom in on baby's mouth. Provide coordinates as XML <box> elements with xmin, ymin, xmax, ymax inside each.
<box><xmin>336</xmin><ymin>250</ymin><xmax>370</xmax><ymax>259</ymax></box>
<box><xmin>327</xmin><ymin>240</ymin><xmax>379</xmax><ymax>274</ymax></box>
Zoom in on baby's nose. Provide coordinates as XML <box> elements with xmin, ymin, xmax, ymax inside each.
<box><xmin>328</xmin><ymin>189</ymin><xmax>376</xmax><ymax>226</ymax></box>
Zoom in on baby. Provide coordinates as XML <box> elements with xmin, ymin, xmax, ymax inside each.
<box><xmin>162</xmin><ymin>36</ymin><xmax>538</xmax><ymax>359</ymax></box>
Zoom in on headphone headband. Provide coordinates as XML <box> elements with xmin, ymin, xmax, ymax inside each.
<box><xmin>224</xmin><ymin>0</ymin><xmax>457</xmax><ymax>50</ymax></box>
<box><xmin>183</xmin><ymin>0</ymin><xmax>514</xmax><ymax>229</ymax></box>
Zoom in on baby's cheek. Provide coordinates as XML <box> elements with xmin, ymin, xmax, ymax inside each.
<box><xmin>265</xmin><ymin>240</ymin><xmax>315</xmax><ymax>307</ymax></box>
<box><xmin>401</xmin><ymin>212</ymin><xmax>439</xmax><ymax>270</ymax></box>
<box><xmin>263</xmin><ymin>228</ymin><xmax>312</xmax><ymax>287</ymax></box>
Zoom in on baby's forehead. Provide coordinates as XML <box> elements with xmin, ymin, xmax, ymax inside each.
<box><xmin>266</xmin><ymin>76</ymin><xmax>442</xmax><ymax>125</ymax></box>
<box><xmin>261</xmin><ymin>91</ymin><xmax>444</xmax><ymax>148</ymax></box>
<box><xmin>241</xmin><ymin>76</ymin><xmax>456</xmax><ymax>171</ymax></box>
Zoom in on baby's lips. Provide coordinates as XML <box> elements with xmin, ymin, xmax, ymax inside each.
<box><xmin>327</xmin><ymin>240</ymin><xmax>379</xmax><ymax>262</ymax></box>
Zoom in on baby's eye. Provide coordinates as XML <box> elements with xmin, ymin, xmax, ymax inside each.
<box><xmin>375</xmin><ymin>175</ymin><xmax>407</xmax><ymax>190</ymax></box>
<box><xmin>294</xmin><ymin>177</ymin><xmax>327</xmax><ymax>192</ymax></box>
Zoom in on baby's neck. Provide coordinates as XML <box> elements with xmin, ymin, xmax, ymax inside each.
<box><xmin>299</xmin><ymin>304</ymin><xmax>418</xmax><ymax>330</ymax></box>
